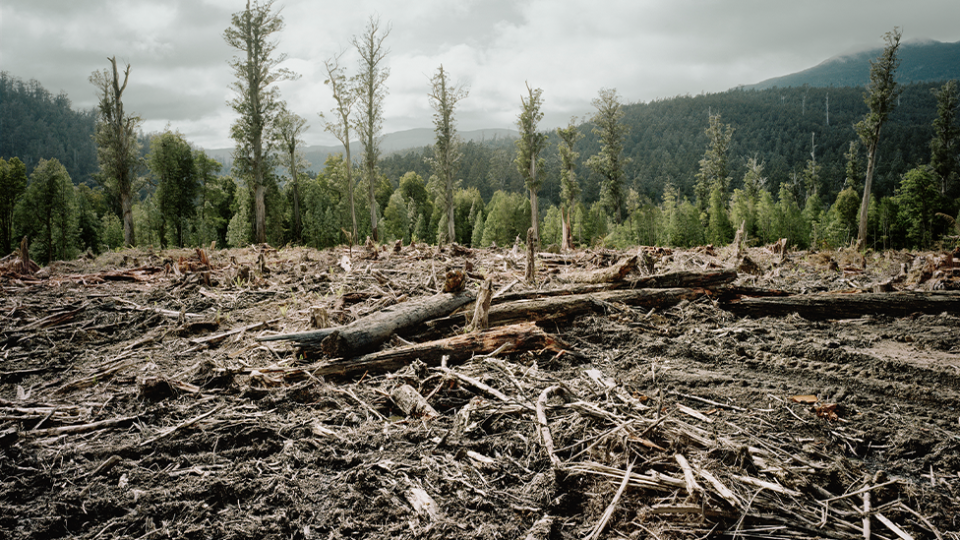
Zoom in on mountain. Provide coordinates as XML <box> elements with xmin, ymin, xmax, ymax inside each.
<box><xmin>745</xmin><ymin>39</ymin><xmax>960</xmax><ymax>90</ymax></box>
<box><xmin>204</xmin><ymin>127</ymin><xmax>518</xmax><ymax>173</ymax></box>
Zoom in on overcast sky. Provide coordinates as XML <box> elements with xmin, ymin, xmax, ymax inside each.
<box><xmin>3</xmin><ymin>0</ymin><xmax>960</xmax><ymax>150</ymax></box>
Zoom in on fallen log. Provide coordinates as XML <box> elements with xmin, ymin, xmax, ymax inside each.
<box><xmin>558</xmin><ymin>255</ymin><xmax>638</xmax><ymax>284</ymax></box>
<box><xmin>492</xmin><ymin>269</ymin><xmax>737</xmax><ymax>304</ymax></box>
<box><xmin>722</xmin><ymin>290</ymin><xmax>960</xmax><ymax>320</ymax></box>
<box><xmin>259</xmin><ymin>292</ymin><xmax>474</xmax><ymax>358</ymax></box>
<box><xmin>309</xmin><ymin>322</ymin><xmax>560</xmax><ymax>378</ymax></box>
<box><xmin>424</xmin><ymin>287</ymin><xmax>705</xmax><ymax>333</ymax></box>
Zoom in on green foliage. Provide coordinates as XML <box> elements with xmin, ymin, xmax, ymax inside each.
<box><xmin>586</xmin><ymin>88</ymin><xmax>630</xmax><ymax>223</ymax></box>
<box><xmin>854</xmin><ymin>28</ymin><xmax>902</xmax><ymax>245</ymax></box>
<box><xmin>148</xmin><ymin>130</ymin><xmax>198</xmax><ymax>247</ymax></box>
<box><xmin>0</xmin><ymin>73</ymin><xmax>99</xmax><ymax>186</ymax></box>
<box><xmin>91</xmin><ymin>58</ymin><xmax>143</xmax><ymax>247</ymax></box>
<box><xmin>480</xmin><ymin>190</ymin><xmax>529</xmax><ymax>247</ymax></box>
<box><xmin>101</xmin><ymin>212</ymin><xmax>124</xmax><ymax>250</ymax></box>
<box><xmin>843</xmin><ymin>141</ymin><xmax>863</xmax><ymax>191</ymax></box>
<box><xmin>429</xmin><ymin>65</ymin><xmax>468</xmax><ymax>244</ymax></box>
<box><xmin>471</xmin><ymin>210</ymin><xmax>485</xmax><ymax>248</ymax></box>
<box><xmin>75</xmin><ymin>184</ymin><xmax>103</xmax><ymax>254</ymax></box>
<box><xmin>930</xmin><ymin>80</ymin><xmax>960</xmax><ymax>195</ymax></box>
<box><xmin>227</xmin><ymin>179</ymin><xmax>252</xmax><ymax>248</ymax></box>
<box><xmin>382</xmin><ymin>190</ymin><xmax>410</xmax><ymax>243</ymax></box>
<box><xmin>706</xmin><ymin>184</ymin><xmax>733</xmax><ymax>245</ymax></box>
<box><xmin>353</xmin><ymin>16</ymin><xmax>390</xmax><ymax>241</ymax></box>
<box><xmin>14</xmin><ymin>158</ymin><xmax>78</xmax><ymax>264</ymax></box>
<box><xmin>775</xmin><ymin>184</ymin><xmax>806</xmax><ymax>248</ymax></box>
<box><xmin>515</xmin><ymin>83</ymin><xmax>548</xmax><ymax>238</ymax></box>
<box><xmin>194</xmin><ymin>152</ymin><xmax>231</xmax><ymax>248</ymax></box>
<box><xmin>0</xmin><ymin>157</ymin><xmax>28</xmax><ymax>254</ymax></box>
<box><xmin>224</xmin><ymin>0</ymin><xmax>296</xmax><ymax>244</ymax></box>
<box><xmin>896</xmin><ymin>166</ymin><xmax>943</xmax><ymax>248</ymax></box>
<box><xmin>695</xmin><ymin>114</ymin><xmax>735</xmax><ymax>212</ymax></box>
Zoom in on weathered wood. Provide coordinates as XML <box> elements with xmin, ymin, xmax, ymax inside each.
<box><xmin>260</xmin><ymin>292</ymin><xmax>474</xmax><ymax>358</ymax></box>
<box><xmin>723</xmin><ymin>290</ymin><xmax>960</xmax><ymax>320</ymax></box>
<box><xmin>309</xmin><ymin>322</ymin><xmax>560</xmax><ymax>378</ymax></box>
<box><xmin>466</xmin><ymin>280</ymin><xmax>493</xmax><ymax>332</ymax></box>
<box><xmin>558</xmin><ymin>255</ymin><xmax>638</xmax><ymax>284</ymax></box>
<box><xmin>391</xmin><ymin>384</ymin><xmax>439</xmax><ymax>418</ymax></box>
<box><xmin>421</xmin><ymin>287</ymin><xmax>705</xmax><ymax>336</ymax></box>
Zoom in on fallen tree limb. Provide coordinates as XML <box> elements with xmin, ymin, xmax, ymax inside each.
<box><xmin>259</xmin><ymin>292</ymin><xmax>474</xmax><ymax>358</ymax></box>
<box><xmin>308</xmin><ymin>322</ymin><xmax>562</xmax><ymax>378</ymax></box>
<box><xmin>722</xmin><ymin>290</ymin><xmax>960</xmax><ymax>320</ymax></box>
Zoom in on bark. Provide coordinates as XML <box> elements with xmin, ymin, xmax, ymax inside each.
<box><xmin>525</xmin><ymin>227</ymin><xmax>536</xmax><ymax>284</ymax></box>
<box><xmin>560</xmin><ymin>206</ymin><xmax>572</xmax><ymax>252</ymax></box>
<box><xmin>260</xmin><ymin>292</ymin><xmax>475</xmax><ymax>357</ymax></box>
<box><xmin>857</xmin><ymin>132</ymin><xmax>880</xmax><ymax>248</ymax></box>
<box><xmin>391</xmin><ymin>384</ymin><xmax>439</xmax><ymax>418</ymax></box>
<box><xmin>723</xmin><ymin>290</ymin><xmax>960</xmax><ymax>320</ymax></box>
<box><xmin>254</xmin><ymin>183</ymin><xmax>266</xmax><ymax>244</ymax></box>
<box><xmin>422</xmin><ymin>287</ymin><xmax>705</xmax><ymax>336</ymax></box>
<box><xmin>310</xmin><ymin>322</ymin><xmax>559</xmax><ymax>378</ymax></box>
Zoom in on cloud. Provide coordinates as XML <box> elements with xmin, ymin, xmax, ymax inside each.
<box><xmin>3</xmin><ymin>0</ymin><xmax>959</xmax><ymax>150</ymax></box>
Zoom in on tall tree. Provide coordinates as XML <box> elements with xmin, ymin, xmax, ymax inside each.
<box><xmin>556</xmin><ymin>119</ymin><xmax>583</xmax><ymax>251</ymax></box>
<box><xmin>0</xmin><ymin>157</ymin><xmax>28</xmax><ymax>254</ymax></box>
<box><xmin>90</xmin><ymin>57</ymin><xmax>142</xmax><ymax>246</ymax></box>
<box><xmin>273</xmin><ymin>105</ymin><xmax>309</xmax><ymax>241</ymax></box>
<box><xmin>148</xmin><ymin>130</ymin><xmax>198</xmax><ymax>248</ymax></box>
<box><xmin>514</xmin><ymin>82</ymin><xmax>548</xmax><ymax>244</ymax></box>
<box><xmin>930</xmin><ymin>79</ymin><xmax>959</xmax><ymax>195</ymax></box>
<box><xmin>319</xmin><ymin>51</ymin><xmax>359</xmax><ymax>240</ymax></box>
<box><xmin>353</xmin><ymin>16</ymin><xmax>390</xmax><ymax>242</ymax></box>
<box><xmin>843</xmin><ymin>140</ymin><xmax>863</xmax><ymax>191</ymax></box>
<box><xmin>14</xmin><ymin>159</ymin><xmax>76</xmax><ymax>264</ymax></box>
<box><xmin>586</xmin><ymin>88</ymin><xmax>630</xmax><ymax>223</ymax></box>
<box><xmin>429</xmin><ymin>65</ymin><xmax>469</xmax><ymax>244</ymax></box>
<box><xmin>224</xmin><ymin>0</ymin><xmax>296</xmax><ymax>244</ymax></box>
<box><xmin>855</xmin><ymin>27</ymin><xmax>902</xmax><ymax>249</ymax></box>
<box><xmin>694</xmin><ymin>113</ymin><xmax>734</xmax><ymax>212</ymax></box>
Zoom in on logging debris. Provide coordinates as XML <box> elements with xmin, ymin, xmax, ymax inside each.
<box><xmin>1</xmin><ymin>242</ymin><xmax>958</xmax><ymax>540</ymax></box>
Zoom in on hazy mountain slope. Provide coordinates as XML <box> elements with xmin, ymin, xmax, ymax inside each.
<box><xmin>745</xmin><ymin>39</ymin><xmax>960</xmax><ymax>90</ymax></box>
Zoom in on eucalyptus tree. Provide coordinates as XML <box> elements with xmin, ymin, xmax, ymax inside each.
<box><xmin>428</xmin><ymin>64</ymin><xmax>468</xmax><ymax>244</ymax></box>
<box><xmin>148</xmin><ymin>130</ymin><xmax>197</xmax><ymax>248</ymax></box>
<box><xmin>515</xmin><ymin>82</ymin><xmax>547</xmax><ymax>242</ymax></box>
<box><xmin>352</xmin><ymin>16</ymin><xmax>390</xmax><ymax>242</ymax></box>
<box><xmin>273</xmin><ymin>105</ymin><xmax>309</xmax><ymax>241</ymax></box>
<box><xmin>694</xmin><ymin>113</ymin><xmax>734</xmax><ymax>210</ymax></box>
<box><xmin>319</xmin><ymin>50</ymin><xmax>359</xmax><ymax>240</ymax></box>
<box><xmin>586</xmin><ymin>88</ymin><xmax>630</xmax><ymax>223</ymax></box>
<box><xmin>90</xmin><ymin>57</ymin><xmax>142</xmax><ymax>246</ymax></box>
<box><xmin>556</xmin><ymin>119</ymin><xmax>582</xmax><ymax>251</ymax></box>
<box><xmin>224</xmin><ymin>0</ymin><xmax>296</xmax><ymax>244</ymax></box>
<box><xmin>0</xmin><ymin>157</ymin><xmax>28</xmax><ymax>254</ymax></box>
<box><xmin>930</xmin><ymin>79</ymin><xmax>959</xmax><ymax>195</ymax></box>
<box><xmin>15</xmin><ymin>159</ymin><xmax>77</xmax><ymax>264</ymax></box>
<box><xmin>855</xmin><ymin>27</ymin><xmax>902</xmax><ymax>248</ymax></box>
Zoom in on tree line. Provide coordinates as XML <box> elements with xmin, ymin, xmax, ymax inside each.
<box><xmin>2</xmin><ymin>14</ymin><xmax>958</xmax><ymax>264</ymax></box>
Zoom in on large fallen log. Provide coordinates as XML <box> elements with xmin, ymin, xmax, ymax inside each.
<box><xmin>493</xmin><ymin>269</ymin><xmax>737</xmax><ymax>304</ymax></box>
<box><xmin>310</xmin><ymin>322</ymin><xmax>561</xmax><ymax>378</ymax></box>
<box><xmin>722</xmin><ymin>290</ymin><xmax>960</xmax><ymax>320</ymax></box>
<box><xmin>424</xmin><ymin>287</ymin><xmax>706</xmax><ymax>333</ymax></box>
<box><xmin>259</xmin><ymin>292</ymin><xmax>474</xmax><ymax>358</ymax></box>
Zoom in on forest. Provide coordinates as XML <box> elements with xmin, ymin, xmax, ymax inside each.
<box><xmin>1</xmin><ymin>29</ymin><xmax>959</xmax><ymax>265</ymax></box>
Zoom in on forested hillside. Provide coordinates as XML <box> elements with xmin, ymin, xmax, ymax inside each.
<box><xmin>2</xmin><ymin>73</ymin><xmax>958</xmax><ymax>261</ymax></box>
<box><xmin>0</xmin><ymin>73</ymin><xmax>99</xmax><ymax>184</ymax></box>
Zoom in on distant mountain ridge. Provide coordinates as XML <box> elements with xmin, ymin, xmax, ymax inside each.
<box><xmin>205</xmin><ymin>127</ymin><xmax>518</xmax><ymax>172</ymax></box>
<box><xmin>744</xmin><ymin>39</ymin><xmax>960</xmax><ymax>90</ymax></box>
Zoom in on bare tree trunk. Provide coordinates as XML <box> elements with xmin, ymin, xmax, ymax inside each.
<box><xmin>560</xmin><ymin>206</ymin><xmax>572</xmax><ymax>251</ymax></box>
<box><xmin>446</xmin><ymin>182</ymin><xmax>456</xmax><ymax>244</ymax></box>
<box><xmin>368</xmin><ymin>171</ymin><xmax>378</xmax><ymax>242</ymax></box>
<box><xmin>121</xmin><ymin>190</ymin><xmax>135</xmax><ymax>247</ymax></box>
<box><xmin>254</xmin><ymin>183</ymin><xmax>266</xmax><ymax>244</ymax></box>
<box><xmin>346</xmin><ymin>149</ymin><xmax>357</xmax><ymax>240</ymax></box>
<box><xmin>857</xmin><ymin>133</ymin><xmax>880</xmax><ymax>249</ymax></box>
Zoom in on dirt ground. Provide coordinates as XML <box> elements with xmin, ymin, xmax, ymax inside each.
<box><xmin>1</xmin><ymin>242</ymin><xmax>959</xmax><ymax>539</ymax></box>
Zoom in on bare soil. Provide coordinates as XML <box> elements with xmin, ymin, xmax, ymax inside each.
<box><xmin>1</xmin><ymin>243</ymin><xmax>959</xmax><ymax>539</ymax></box>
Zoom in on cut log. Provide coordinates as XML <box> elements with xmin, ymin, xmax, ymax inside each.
<box><xmin>466</xmin><ymin>280</ymin><xmax>493</xmax><ymax>332</ymax></box>
<box><xmin>260</xmin><ymin>293</ymin><xmax>475</xmax><ymax>358</ymax></box>
<box><xmin>723</xmin><ymin>290</ymin><xmax>960</xmax><ymax>320</ymax></box>
<box><xmin>425</xmin><ymin>287</ymin><xmax>705</xmax><ymax>334</ymax></box>
<box><xmin>309</xmin><ymin>322</ymin><xmax>560</xmax><ymax>378</ymax></box>
<box><xmin>391</xmin><ymin>384</ymin><xmax>439</xmax><ymax>418</ymax></box>
<box><xmin>558</xmin><ymin>255</ymin><xmax>638</xmax><ymax>284</ymax></box>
